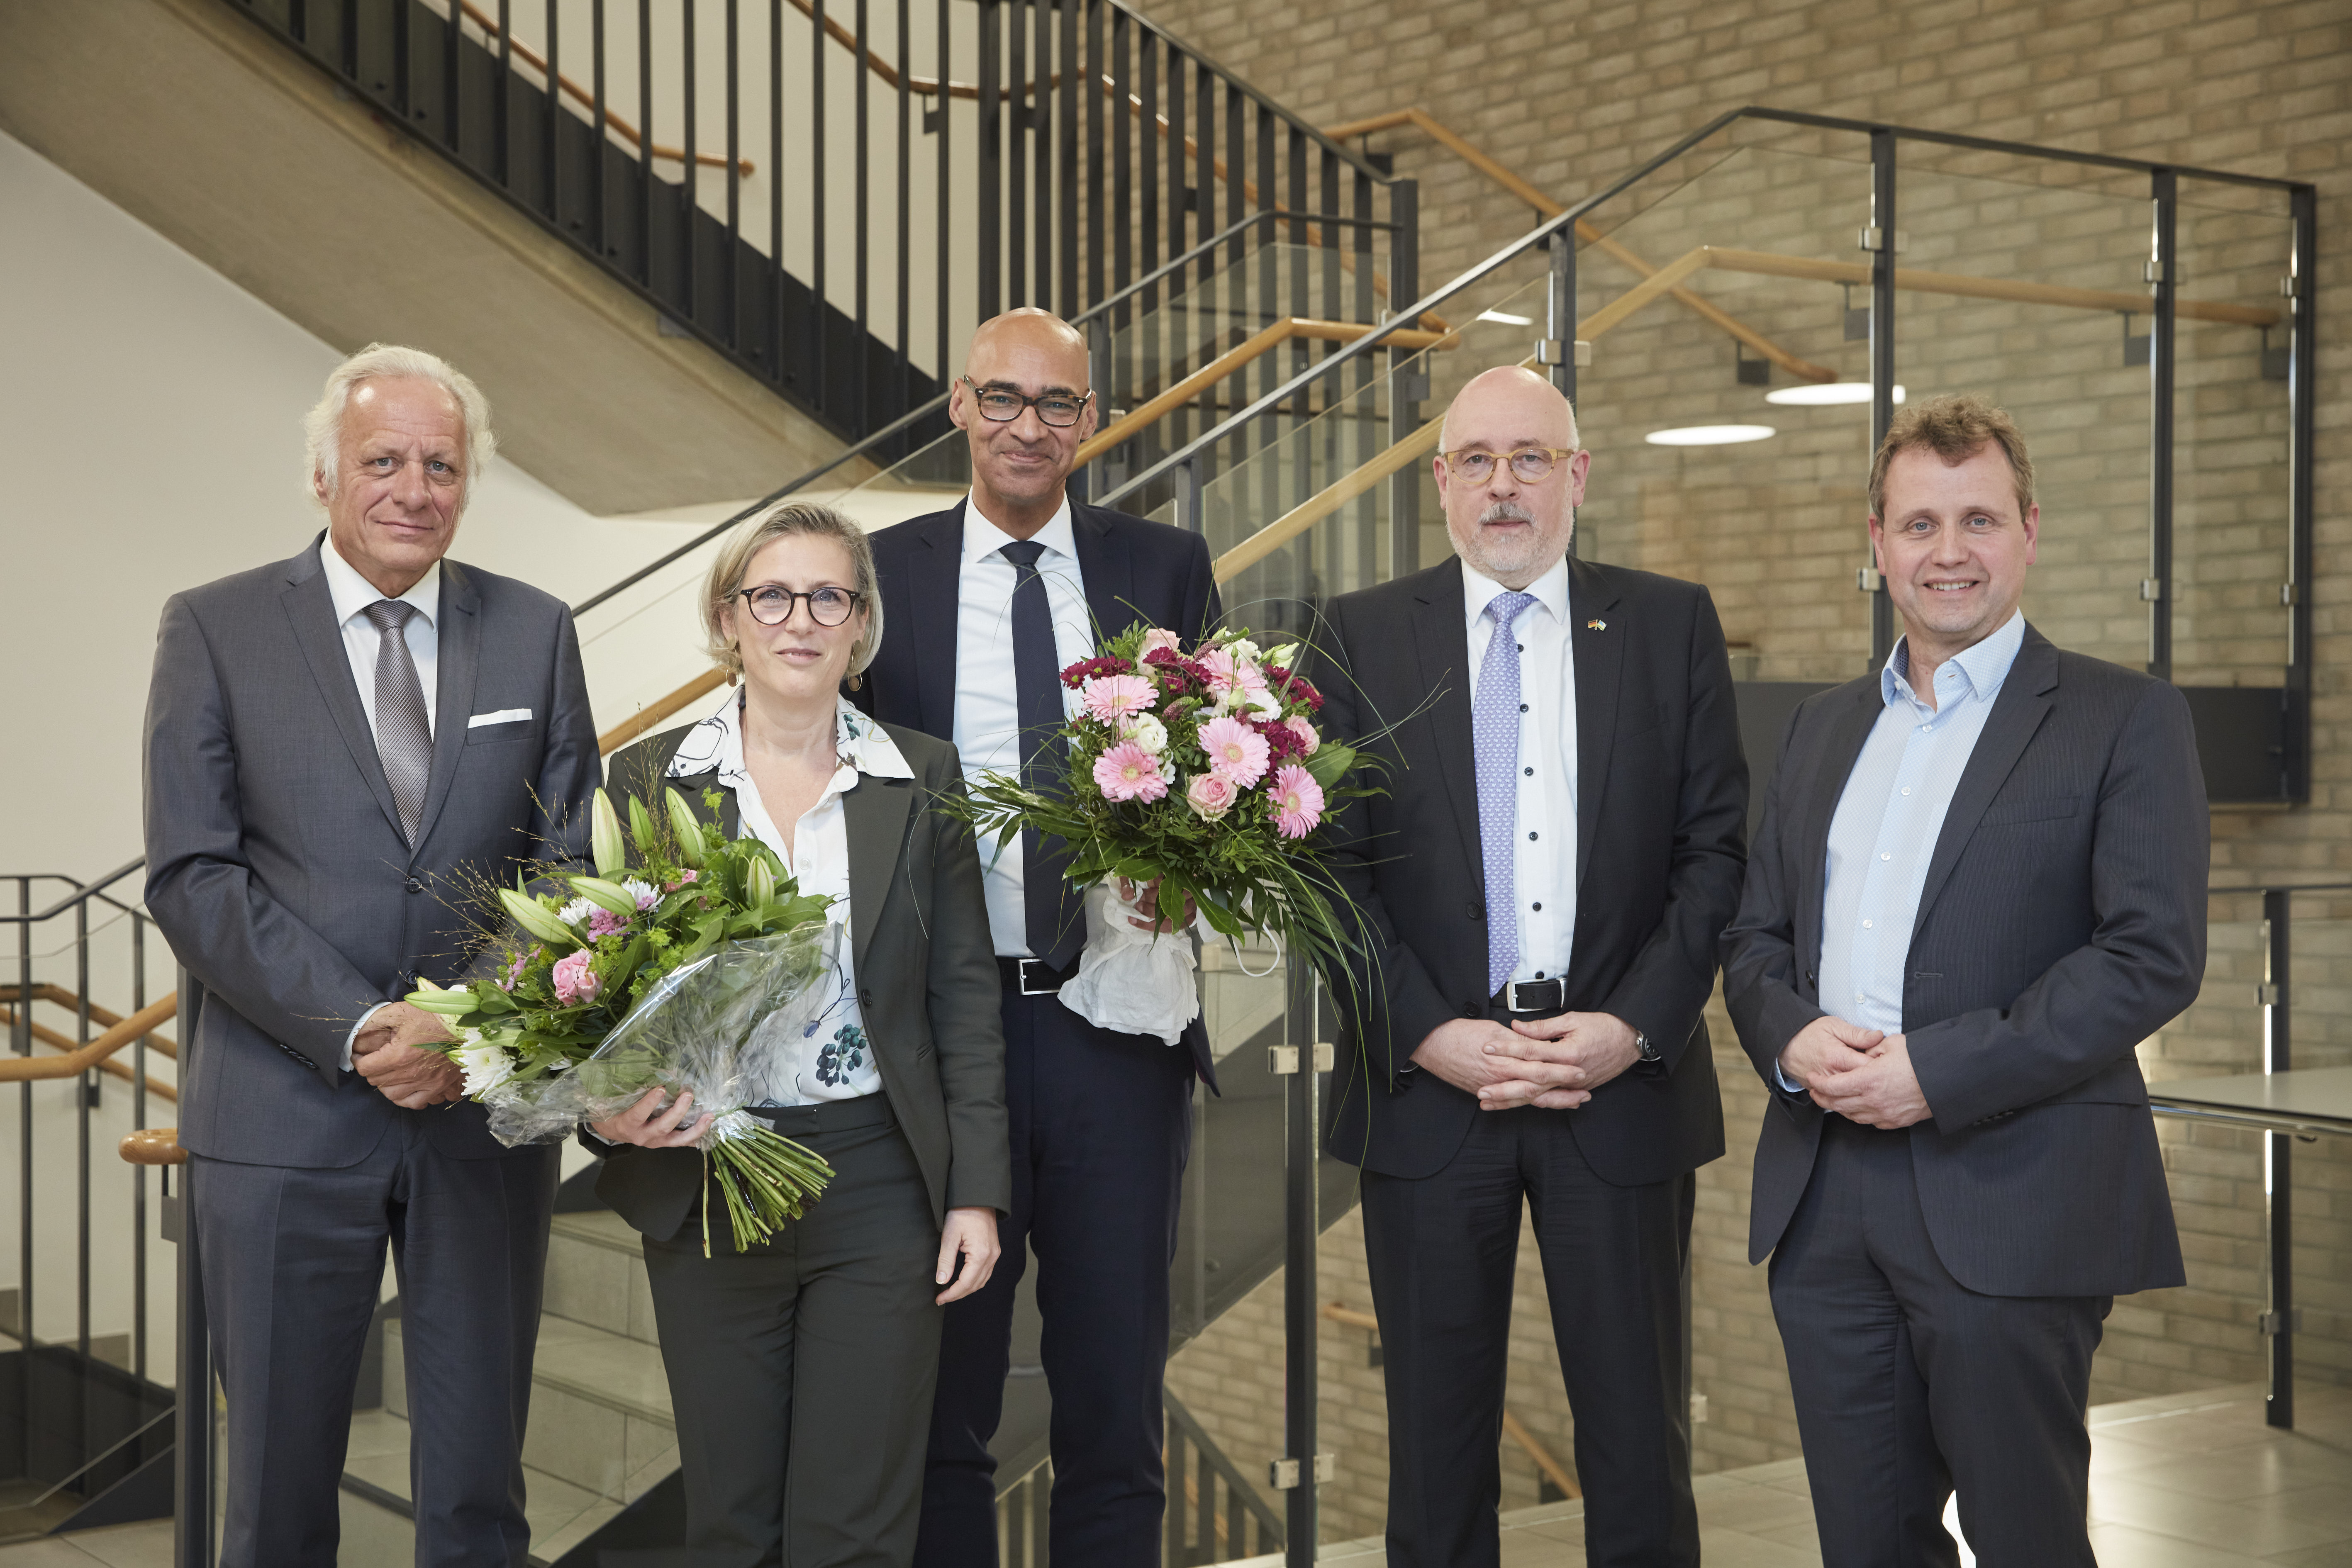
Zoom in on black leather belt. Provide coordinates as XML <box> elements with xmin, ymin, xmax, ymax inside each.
<box><xmin>1493</xmin><ymin>978</ymin><xmax>1566</xmax><ymax>1015</ymax></box>
<box><xmin>999</xmin><ymin>955</ymin><xmax>1081</xmax><ymax>996</ymax></box>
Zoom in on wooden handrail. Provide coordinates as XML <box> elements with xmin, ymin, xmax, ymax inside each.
<box><xmin>1212</xmin><ymin>239</ymin><xmax>2285</xmax><ymax>581</ymax></box>
<box><xmin>0</xmin><ymin>984</ymin><xmax>178</xmax><ymax>1059</ymax></box>
<box><xmin>600</xmin><ymin>669</ymin><xmax>730</xmax><ymax>757</ymax></box>
<box><xmin>1323</xmin><ymin>1301</ymin><xmax>1580</xmax><ymax>1499</ymax></box>
<box><xmin>119</xmin><ymin>1128</ymin><xmax>184</xmax><ymax>1166</ymax></box>
<box><xmin>1325</xmin><ymin>106</ymin><xmax>1835</xmax><ymax>383</ymax></box>
<box><xmin>455</xmin><ymin>2</ymin><xmax>753</xmax><ymax>176</ymax></box>
<box><xmin>0</xmin><ymin>996</ymin><xmax>180</xmax><ymax>1091</ymax></box>
<box><xmin>1074</xmin><ymin>317</ymin><xmax>1457</xmax><ymax>467</ymax></box>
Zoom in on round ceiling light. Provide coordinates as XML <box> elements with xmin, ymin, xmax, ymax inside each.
<box><xmin>1645</xmin><ymin>424</ymin><xmax>1777</xmax><ymax>447</ymax></box>
<box><xmin>1764</xmin><ymin>382</ymin><xmax>1907</xmax><ymax>406</ymax></box>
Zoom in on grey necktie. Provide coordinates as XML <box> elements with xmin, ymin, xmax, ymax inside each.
<box><xmin>361</xmin><ymin>599</ymin><xmax>432</xmax><ymax>845</ymax></box>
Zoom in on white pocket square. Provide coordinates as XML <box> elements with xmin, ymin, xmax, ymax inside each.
<box><xmin>468</xmin><ymin>708</ymin><xmax>532</xmax><ymax>728</ymax></box>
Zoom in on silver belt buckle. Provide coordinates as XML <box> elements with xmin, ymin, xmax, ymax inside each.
<box><xmin>1505</xmin><ymin>979</ymin><xmax>1554</xmax><ymax>1013</ymax></box>
<box><xmin>1019</xmin><ymin>959</ymin><xmax>1062</xmax><ymax>996</ymax></box>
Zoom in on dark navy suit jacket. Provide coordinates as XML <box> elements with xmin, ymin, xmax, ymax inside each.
<box><xmin>856</xmin><ymin>497</ymin><xmax>1224</xmax><ymax>1085</ymax></box>
<box><xmin>1722</xmin><ymin>624</ymin><xmax>2205</xmax><ymax>1298</ymax></box>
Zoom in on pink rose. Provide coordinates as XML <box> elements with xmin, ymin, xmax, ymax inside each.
<box><xmin>1082</xmin><ymin>674</ymin><xmax>1157</xmax><ymax>723</ymax></box>
<box><xmin>1185</xmin><ymin>771</ymin><xmax>1238</xmax><ymax>821</ymax></box>
<box><xmin>1137</xmin><ymin>627</ymin><xmax>1183</xmax><ymax>658</ymax></box>
<box><xmin>551</xmin><ymin>949</ymin><xmax>601</xmax><ymax>1006</ymax></box>
<box><xmin>1268</xmin><ymin>764</ymin><xmax>1325</xmax><ymax>839</ymax></box>
<box><xmin>1285</xmin><ymin>716</ymin><xmax>1320</xmax><ymax>755</ymax></box>
<box><xmin>1092</xmin><ymin>741</ymin><xmax>1170</xmax><ymax>803</ymax></box>
<box><xmin>1198</xmin><ymin>715</ymin><xmax>1270</xmax><ymax>788</ymax></box>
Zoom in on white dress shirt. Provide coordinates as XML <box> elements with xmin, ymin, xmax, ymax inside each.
<box><xmin>324</xmin><ymin>533</ymin><xmax>441</xmax><ymax>1065</ymax></box>
<box><xmin>950</xmin><ymin>494</ymin><xmax>1091</xmax><ymax>957</ymax></box>
<box><xmin>1461</xmin><ymin>556</ymin><xmax>1580</xmax><ymax>987</ymax></box>
<box><xmin>665</xmin><ymin>687</ymin><xmax>912</xmax><ymax>1103</ymax></box>
<box><xmin>1779</xmin><ymin>610</ymin><xmax>2026</xmax><ymax>1092</ymax></box>
<box><xmin>319</xmin><ymin>533</ymin><xmax>441</xmax><ymax>737</ymax></box>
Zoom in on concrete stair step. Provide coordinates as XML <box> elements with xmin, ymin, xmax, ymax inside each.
<box><xmin>544</xmin><ymin>1210</ymin><xmax>661</xmax><ymax>1346</ymax></box>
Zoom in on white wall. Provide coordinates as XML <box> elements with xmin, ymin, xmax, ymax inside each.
<box><xmin>0</xmin><ymin>127</ymin><xmax>720</xmax><ymax>883</ymax></box>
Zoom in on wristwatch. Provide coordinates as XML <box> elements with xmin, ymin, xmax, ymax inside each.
<box><xmin>1631</xmin><ymin>1028</ymin><xmax>1660</xmax><ymax>1064</ymax></box>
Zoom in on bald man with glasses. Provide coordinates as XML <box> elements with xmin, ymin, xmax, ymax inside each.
<box><xmin>856</xmin><ymin>309</ymin><xmax>1222</xmax><ymax>1566</ymax></box>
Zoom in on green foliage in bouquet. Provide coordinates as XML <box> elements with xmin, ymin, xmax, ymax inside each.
<box><xmin>405</xmin><ymin>786</ymin><xmax>839</xmax><ymax>1254</ymax></box>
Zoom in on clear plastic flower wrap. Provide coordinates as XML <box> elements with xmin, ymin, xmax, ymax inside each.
<box><xmin>480</xmin><ymin>923</ymin><xmax>843</xmax><ymax>1254</ymax></box>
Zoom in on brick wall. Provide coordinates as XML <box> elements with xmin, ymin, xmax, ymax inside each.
<box><xmin>1154</xmin><ymin>0</ymin><xmax>2352</xmax><ymax>1543</ymax></box>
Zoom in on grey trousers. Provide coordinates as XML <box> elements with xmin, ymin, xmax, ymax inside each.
<box><xmin>1771</xmin><ymin>1116</ymin><xmax>2110</xmax><ymax>1568</ymax></box>
<box><xmin>190</xmin><ymin>1122</ymin><xmax>558</xmax><ymax>1568</ymax></box>
<box><xmin>643</xmin><ymin>1093</ymin><xmax>944</xmax><ymax>1568</ymax></box>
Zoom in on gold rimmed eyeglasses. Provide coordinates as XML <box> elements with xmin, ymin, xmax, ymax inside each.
<box><xmin>1439</xmin><ymin>446</ymin><xmax>1578</xmax><ymax>484</ymax></box>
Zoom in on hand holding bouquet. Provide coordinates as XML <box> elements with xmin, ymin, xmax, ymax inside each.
<box><xmin>404</xmin><ymin>787</ymin><xmax>840</xmax><ymax>1254</ymax></box>
<box><xmin>946</xmin><ymin>623</ymin><xmax>1372</xmax><ymax>1041</ymax></box>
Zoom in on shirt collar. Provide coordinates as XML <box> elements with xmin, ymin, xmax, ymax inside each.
<box><xmin>666</xmin><ymin>688</ymin><xmax>917</xmax><ymax>783</ymax></box>
<box><xmin>1460</xmin><ymin>553</ymin><xmax>1570</xmax><ymax>630</ymax></box>
<box><xmin>1882</xmin><ymin>608</ymin><xmax>2027</xmax><ymax>709</ymax></box>
<box><xmin>320</xmin><ymin>532</ymin><xmax>439</xmax><ymax>631</ymax></box>
<box><xmin>961</xmin><ymin>492</ymin><xmax>1079</xmax><ymax>569</ymax></box>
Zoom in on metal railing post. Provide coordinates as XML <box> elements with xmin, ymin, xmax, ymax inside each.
<box><xmin>174</xmin><ymin>968</ymin><xmax>213</xmax><ymax>1568</ymax></box>
<box><xmin>2285</xmin><ymin>186</ymin><xmax>2316</xmax><ymax>802</ymax></box>
<box><xmin>2147</xmin><ymin>168</ymin><xmax>2177</xmax><ymax>681</ymax></box>
<box><xmin>1277</xmin><ymin>966</ymin><xmax>1321</xmax><ymax>1563</ymax></box>
<box><xmin>1866</xmin><ymin>127</ymin><xmax>1897</xmax><ymax>667</ymax></box>
<box><xmin>2260</xmin><ymin>888</ymin><xmax>2294</xmax><ymax>1429</ymax></box>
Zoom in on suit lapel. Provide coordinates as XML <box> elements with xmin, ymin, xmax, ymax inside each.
<box><xmin>409</xmin><ymin>562</ymin><xmax>481</xmax><ymax>861</ymax></box>
<box><xmin>1794</xmin><ymin>682</ymin><xmax>1885</xmax><ymax>975</ymax></box>
<box><xmin>908</xmin><ymin>507</ymin><xmax>963</xmax><ymax>738</ymax></box>
<box><xmin>279</xmin><ymin>543</ymin><xmax>405</xmax><ymax>843</ymax></box>
<box><xmin>1072</xmin><ymin>502</ymin><xmax>1138</xmax><ymax>643</ymax></box>
<box><xmin>1408</xmin><ymin>559</ymin><xmax>1482</xmax><ymax>880</ymax></box>
<box><xmin>1908</xmin><ymin>631</ymin><xmax>2058</xmax><ymax>943</ymax></box>
<box><xmin>842</xmin><ymin>773</ymin><xmax>915</xmax><ymax>981</ymax></box>
<box><xmin>1568</xmin><ymin>558</ymin><xmax>1624</xmax><ymax>894</ymax></box>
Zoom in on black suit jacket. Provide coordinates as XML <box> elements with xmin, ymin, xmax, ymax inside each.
<box><xmin>1721</xmin><ymin>624</ymin><xmax>2204</xmax><ymax>1297</ymax></box>
<box><xmin>589</xmin><ymin>720</ymin><xmax>1011</xmax><ymax>1244</ymax></box>
<box><xmin>1309</xmin><ymin>554</ymin><xmax>1748</xmax><ymax>1186</ymax></box>
<box><xmin>858</xmin><ymin>497</ymin><xmax>1224</xmax><ymax>1084</ymax></box>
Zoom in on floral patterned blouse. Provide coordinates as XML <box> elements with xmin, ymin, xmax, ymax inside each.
<box><xmin>667</xmin><ymin>689</ymin><xmax>912</xmax><ymax>1104</ymax></box>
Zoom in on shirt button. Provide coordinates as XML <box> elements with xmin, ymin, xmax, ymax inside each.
<box><xmin>1531</xmin><ymin>902</ymin><xmax>1543</xmax><ymax>912</ymax></box>
<box><xmin>1880</xmin><ymin>852</ymin><xmax>1892</xmax><ymax>862</ymax></box>
<box><xmin>1855</xmin><ymin>991</ymin><xmax>1866</xmax><ymax>1003</ymax></box>
<box><xmin>1520</xmin><ymin>703</ymin><xmax>1530</xmax><ymax>713</ymax></box>
<box><xmin>1529</xmin><ymin>831</ymin><xmax>1540</xmax><ymax>841</ymax></box>
<box><xmin>1901</xmin><ymin>787</ymin><xmax>1911</xmax><ymax>796</ymax></box>
<box><xmin>1524</xmin><ymin>767</ymin><xmax>1534</xmax><ymax>777</ymax></box>
<box><xmin>1862</xmin><ymin>919</ymin><xmax>1873</xmax><ymax>929</ymax></box>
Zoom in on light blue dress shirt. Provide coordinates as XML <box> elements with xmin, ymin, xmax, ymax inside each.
<box><xmin>1789</xmin><ymin>611</ymin><xmax>2026</xmax><ymax>1087</ymax></box>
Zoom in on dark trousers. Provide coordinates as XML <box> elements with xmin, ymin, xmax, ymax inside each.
<box><xmin>189</xmin><ymin>1122</ymin><xmax>558</xmax><ymax>1568</ymax></box>
<box><xmin>642</xmin><ymin>1094</ymin><xmax>942</xmax><ymax>1568</ymax></box>
<box><xmin>1360</xmin><ymin>1095</ymin><xmax>1698</xmax><ymax>1568</ymax></box>
<box><xmin>1770</xmin><ymin>1117</ymin><xmax>2110</xmax><ymax>1568</ymax></box>
<box><xmin>916</xmin><ymin>986</ymin><xmax>1194</xmax><ymax>1568</ymax></box>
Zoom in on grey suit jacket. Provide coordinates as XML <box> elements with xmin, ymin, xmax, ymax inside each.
<box><xmin>144</xmin><ymin>536</ymin><xmax>600</xmax><ymax>1168</ymax></box>
<box><xmin>1721</xmin><ymin>624</ymin><xmax>2206</xmax><ymax>1297</ymax></box>
<box><xmin>588</xmin><ymin>720</ymin><xmax>1011</xmax><ymax>1242</ymax></box>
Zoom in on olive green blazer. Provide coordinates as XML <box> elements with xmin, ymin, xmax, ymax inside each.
<box><xmin>588</xmin><ymin>715</ymin><xmax>1010</xmax><ymax>1242</ymax></box>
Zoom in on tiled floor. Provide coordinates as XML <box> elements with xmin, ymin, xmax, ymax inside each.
<box><xmin>4</xmin><ymin>1381</ymin><xmax>2346</xmax><ymax>1566</ymax></box>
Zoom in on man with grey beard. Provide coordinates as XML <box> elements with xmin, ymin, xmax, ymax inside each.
<box><xmin>1304</xmin><ymin>367</ymin><xmax>1748</xmax><ymax>1566</ymax></box>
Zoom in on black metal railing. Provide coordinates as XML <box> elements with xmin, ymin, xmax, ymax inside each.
<box><xmin>0</xmin><ymin>863</ymin><xmax>176</xmax><ymax>1532</ymax></box>
<box><xmin>221</xmin><ymin>0</ymin><xmax>1418</xmax><ymax>469</ymax></box>
<box><xmin>991</xmin><ymin>1393</ymin><xmax>1283</xmax><ymax>1568</ymax></box>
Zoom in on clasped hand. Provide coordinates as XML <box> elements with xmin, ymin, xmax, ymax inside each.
<box><xmin>1777</xmin><ymin>1015</ymin><xmax>1932</xmax><ymax>1128</ymax></box>
<box><xmin>351</xmin><ymin>1001</ymin><xmax>463</xmax><ymax>1108</ymax></box>
<box><xmin>1410</xmin><ymin>1012</ymin><xmax>1642</xmax><ymax>1111</ymax></box>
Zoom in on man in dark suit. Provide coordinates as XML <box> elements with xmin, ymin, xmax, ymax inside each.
<box><xmin>1721</xmin><ymin>394</ymin><xmax>2208</xmax><ymax>1568</ymax></box>
<box><xmin>859</xmin><ymin>309</ymin><xmax>1221</xmax><ymax>1565</ymax></box>
<box><xmin>1308</xmin><ymin>365</ymin><xmax>1748</xmax><ymax>1567</ymax></box>
<box><xmin>144</xmin><ymin>345</ymin><xmax>599</xmax><ymax>1565</ymax></box>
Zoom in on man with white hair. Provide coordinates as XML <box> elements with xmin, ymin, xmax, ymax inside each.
<box><xmin>1305</xmin><ymin>366</ymin><xmax>1747</xmax><ymax>1566</ymax></box>
<box><xmin>144</xmin><ymin>343</ymin><xmax>599</xmax><ymax>1564</ymax></box>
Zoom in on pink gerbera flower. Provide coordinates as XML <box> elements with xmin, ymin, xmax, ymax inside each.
<box><xmin>1268</xmin><ymin>764</ymin><xmax>1325</xmax><ymax>839</ymax></box>
<box><xmin>1199</xmin><ymin>715</ymin><xmax>1271</xmax><ymax>787</ymax></box>
<box><xmin>1093</xmin><ymin>741</ymin><xmax>1170</xmax><ymax>803</ymax></box>
<box><xmin>1083</xmin><ymin>674</ymin><xmax>1157</xmax><ymax>723</ymax></box>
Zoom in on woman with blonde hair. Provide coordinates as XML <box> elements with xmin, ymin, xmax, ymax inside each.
<box><xmin>588</xmin><ymin>501</ymin><xmax>1008</xmax><ymax>1567</ymax></box>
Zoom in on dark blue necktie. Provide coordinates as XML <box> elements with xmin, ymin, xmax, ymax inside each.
<box><xmin>1001</xmin><ymin>541</ymin><xmax>1083</xmax><ymax>969</ymax></box>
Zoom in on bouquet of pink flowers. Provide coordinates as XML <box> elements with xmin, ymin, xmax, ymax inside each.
<box><xmin>945</xmin><ymin>623</ymin><xmax>1371</xmax><ymax>1041</ymax></box>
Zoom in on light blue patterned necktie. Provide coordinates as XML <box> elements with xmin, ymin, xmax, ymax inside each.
<box><xmin>1474</xmin><ymin>590</ymin><xmax>1536</xmax><ymax>998</ymax></box>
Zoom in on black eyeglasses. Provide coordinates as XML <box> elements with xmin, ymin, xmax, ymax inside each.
<box><xmin>734</xmin><ymin>586</ymin><xmax>863</xmax><ymax>627</ymax></box>
<box><xmin>961</xmin><ymin>377</ymin><xmax>1094</xmax><ymax>428</ymax></box>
